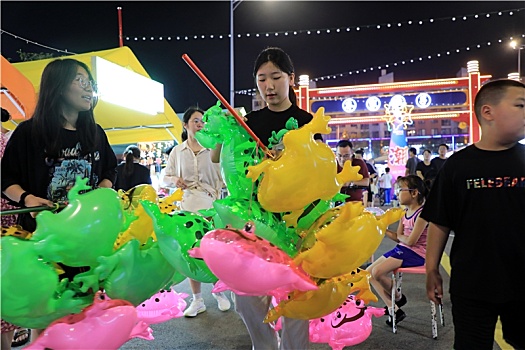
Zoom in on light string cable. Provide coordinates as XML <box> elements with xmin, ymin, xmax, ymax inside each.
<box><xmin>125</xmin><ymin>8</ymin><xmax>523</xmax><ymax>42</ymax></box>
<box><xmin>234</xmin><ymin>33</ymin><xmax>525</xmax><ymax>95</ymax></box>
<box><xmin>0</xmin><ymin>29</ymin><xmax>77</xmax><ymax>55</ymax></box>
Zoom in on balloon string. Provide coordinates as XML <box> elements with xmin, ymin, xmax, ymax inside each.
<box><xmin>181</xmin><ymin>53</ymin><xmax>274</xmax><ymax>159</ymax></box>
<box><xmin>248</xmin><ymin>144</ymin><xmax>261</xmax><ymax>217</ymax></box>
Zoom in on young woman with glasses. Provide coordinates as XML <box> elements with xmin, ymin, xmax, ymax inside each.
<box><xmin>1</xmin><ymin>58</ymin><xmax>117</xmax><ymax>343</ymax></box>
<box><xmin>1</xmin><ymin>58</ymin><xmax>117</xmax><ymax>232</ymax></box>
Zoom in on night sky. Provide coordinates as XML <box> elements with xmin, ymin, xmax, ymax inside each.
<box><xmin>2</xmin><ymin>1</ymin><xmax>524</xmax><ymax>113</ymax></box>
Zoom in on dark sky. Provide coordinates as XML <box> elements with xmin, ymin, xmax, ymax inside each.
<box><xmin>2</xmin><ymin>1</ymin><xmax>524</xmax><ymax>113</ymax></box>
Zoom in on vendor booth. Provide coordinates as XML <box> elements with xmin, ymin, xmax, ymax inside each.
<box><xmin>2</xmin><ymin>46</ymin><xmax>182</xmax><ymax>145</ymax></box>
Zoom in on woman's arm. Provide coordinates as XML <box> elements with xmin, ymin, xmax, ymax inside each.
<box><xmin>162</xmin><ymin>148</ymin><xmax>183</xmax><ymax>187</ymax></box>
<box><xmin>210</xmin><ymin>143</ymin><xmax>222</xmax><ymax>163</ymax></box>
<box><xmin>3</xmin><ymin>184</ymin><xmax>53</xmax><ymax>217</ymax></box>
<box><xmin>397</xmin><ymin>214</ymin><xmax>428</xmax><ymax>246</ymax></box>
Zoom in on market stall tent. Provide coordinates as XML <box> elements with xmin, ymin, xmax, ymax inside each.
<box><xmin>8</xmin><ymin>46</ymin><xmax>182</xmax><ymax>145</ymax></box>
<box><xmin>1</xmin><ymin>55</ymin><xmax>37</xmax><ymax>122</ymax></box>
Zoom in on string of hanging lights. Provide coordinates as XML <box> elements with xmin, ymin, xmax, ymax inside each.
<box><xmin>234</xmin><ymin>33</ymin><xmax>525</xmax><ymax>95</ymax></box>
<box><xmin>125</xmin><ymin>8</ymin><xmax>522</xmax><ymax>42</ymax></box>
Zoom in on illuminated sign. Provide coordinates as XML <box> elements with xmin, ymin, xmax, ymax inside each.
<box><xmin>383</xmin><ymin>94</ymin><xmax>414</xmax><ymax>131</ymax></box>
<box><xmin>415</xmin><ymin>93</ymin><xmax>432</xmax><ymax>108</ymax></box>
<box><xmin>366</xmin><ymin>96</ymin><xmax>382</xmax><ymax>111</ymax></box>
<box><xmin>342</xmin><ymin>98</ymin><xmax>357</xmax><ymax>113</ymax></box>
<box><xmin>92</xmin><ymin>56</ymin><xmax>164</xmax><ymax>115</ymax></box>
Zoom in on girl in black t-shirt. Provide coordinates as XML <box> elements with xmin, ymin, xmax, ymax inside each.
<box><xmin>1</xmin><ymin>58</ymin><xmax>117</xmax><ymax>231</ymax></box>
<box><xmin>232</xmin><ymin>47</ymin><xmax>311</xmax><ymax>350</ymax></box>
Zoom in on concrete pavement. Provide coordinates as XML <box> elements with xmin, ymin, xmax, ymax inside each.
<box><xmin>120</xmin><ymin>212</ymin><xmax>504</xmax><ymax>350</ymax></box>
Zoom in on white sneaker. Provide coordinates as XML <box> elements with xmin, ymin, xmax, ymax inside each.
<box><xmin>183</xmin><ymin>298</ymin><xmax>206</xmax><ymax>317</ymax></box>
<box><xmin>212</xmin><ymin>292</ymin><xmax>231</xmax><ymax>311</ymax></box>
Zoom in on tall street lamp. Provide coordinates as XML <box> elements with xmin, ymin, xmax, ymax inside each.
<box><xmin>510</xmin><ymin>40</ymin><xmax>525</xmax><ymax>80</ymax></box>
<box><xmin>230</xmin><ymin>0</ymin><xmax>243</xmax><ymax>107</ymax></box>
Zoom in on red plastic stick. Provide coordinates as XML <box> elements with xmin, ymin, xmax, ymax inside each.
<box><xmin>182</xmin><ymin>54</ymin><xmax>271</xmax><ymax>156</ymax></box>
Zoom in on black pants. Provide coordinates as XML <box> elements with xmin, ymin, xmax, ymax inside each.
<box><xmin>451</xmin><ymin>294</ymin><xmax>524</xmax><ymax>349</ymax></box>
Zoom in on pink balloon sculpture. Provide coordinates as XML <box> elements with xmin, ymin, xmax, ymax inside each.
<box><xmin>26</xmin><ymin>291</ymin><xmax>153</xmax><ymax>350</ymax></box>
<box><xmin>136</xmin><ymin>288</ymin><xmax>189</xmax><ymax>324</ymax></box>
<box><xmin>309</xmin><ymin>295</ymin><xmax>385</xmax><ymax>350</ymax></box>
<box><xmin>189</xmin><ymin>223</ymin><xmax>318</xmax><ymax>298</ymax></box>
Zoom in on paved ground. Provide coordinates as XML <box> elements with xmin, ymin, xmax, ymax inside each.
<box><xmin>33</xmin><ymin>205</ymin><xmax>503</xmax><ymax>350</ymax></box>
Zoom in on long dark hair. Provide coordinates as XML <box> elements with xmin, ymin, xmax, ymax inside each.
<box><xmin>181</xmin><ymin>106</ymin><xmax>205</xmax><ymax>141</ymax></box>
<box><xmin>253</xmin><ymin>47</ymin><xmax>297</xmax><ymax>105</ymax></box>
<box><xmin>123</xmin><ymin>145</ymin><xmax>140</xmax><ymax>176</ymax></box>
<box><xmin>32</xmin><ymin>58</ymin><xmax>98</xmax><ymax>157</ymax></box>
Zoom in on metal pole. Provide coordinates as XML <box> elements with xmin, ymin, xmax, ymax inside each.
<box><xmin>117</xmin><ymin>7</ymin><xmax>123</xmax><ymax>47</ymax></box>
<box><xmin>230</xmin><ymin>0</ymin><xmax>234</xmax><ymax>106</ymax></box>
<box><xmin>518</xmin><ymin>47</ymin><xmax>522</xmax><ymax>80</ymax></box>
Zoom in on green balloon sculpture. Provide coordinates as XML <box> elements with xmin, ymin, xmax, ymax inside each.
<box><xmin>140</xmin><ymin>200</ymin><xmax>218</xmax><ymax>283</ymax></box>
<box><xmin>195</xmin><ymin>101</ymin><xmax>263</xmax><ymax>200</ymax></box>
<box><xmin>95</xmin><ymin>238</ymin><xmax>179</xmax><ymax>306</ymax></box>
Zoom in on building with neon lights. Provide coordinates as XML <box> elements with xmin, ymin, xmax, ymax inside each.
<box><xmin>276</xmin><ymin>60</ymin><xmax>494</xmax><ymax>159</ymax></box>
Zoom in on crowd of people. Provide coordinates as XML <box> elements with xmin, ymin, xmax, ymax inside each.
<box><xmin>1</xmin><ymin>47</ymin><xmax>523</xmax><ymax>350</ymax></box>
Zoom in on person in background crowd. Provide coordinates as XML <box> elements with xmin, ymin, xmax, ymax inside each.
<box><xmin>405</xmin><ymin>147</ymin><xmax>420</xmax><ymax>176</ymax></box>
<box><xmin>430</xmin><ymin>143</ymin><xmax>449</xmax><ymax>175</ymax></box>
<box><xmin>415</xmin><ymin>149</ymin><xmax>436</xmax><ymax>184</ymax></box>
<box><xmin>0</xmin><ymin>108</ymin><xmax>32</xmax><ymax>349</ymax></box>
<box><xmin>163</xmin><ymin>106</ymin><xmax>230</xmax><ymax>318</ymax></box>
<box><xmin>114</xmin><ymin>145</ymin><xmax>152</xmax><ymax>191</ymax></box>
<box><xmin>336</xmin><ymin>140</ymin><xmax>370</xmax><ymax>203</ymax></box>
<box><xmin>378</xmin><ymin>167</ymin><xmax>393</xmax><ymax>205</ymax></box>
<box><xmin>422</xmin><ymin>79</ymin><xmax>525</xmax><ymax>349</ymax></box>
<box><xmin>354</xmin><ymin>149</ymin><xmax>376</xmax><ymax>206</ymax></box>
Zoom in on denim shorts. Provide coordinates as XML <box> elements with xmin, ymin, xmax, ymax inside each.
<box><xmin>383</xmin><ymin>245</ymin><xmax>425</xmax><ymax>267</ymax></box>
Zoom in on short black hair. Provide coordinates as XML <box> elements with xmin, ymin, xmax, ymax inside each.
<box><xmin>408</xmin><ymin>147</ymin><xmax>417</xmax><ymax>155</ymax></box>
<box><xmin>354</xmin><ymin>149</ymin><xmax>364</xmax><ymax>155</ymax></box>
<box><xmin>438</xmin><ymin>143</ymin><xmax>449</xmax><ymax>150</ymax></box>
<box><xmin>336</xmin><ymin>140</ymin><xmax>353</xmax><ymax>149</ymax></box>
<box><xmin>474</xmin><ymin>79</ymin><xmax>525</xmax><ymax>123</ymax></box>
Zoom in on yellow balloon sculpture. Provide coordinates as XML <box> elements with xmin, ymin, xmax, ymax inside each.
<box><xmin>246</xmin><ymin>107</ymin><xmax>362</xmax><ymax>214</ymax></box>
<box><xmin>294</xmin><ymin>202</ymin><xmax>404</xmax><ymax>279</ymax></box>
<box><xmin>114</xmin><ymin>185</ymin><xmax>159</xmax><ymax>249</ymax></box>
<box><xmin>158</xmin><ymin>189</ymin><xmax>183</xmax><ymax>214</ymax></box>
<box><xmin>265</xmin><ymin>268</ymin><xmax>375</xmax><ymax>323</ymax></box>
<box><xmin>114</xmin><ymin>187</ymin><xmax>184</xmax><ymax>249</ymax></box>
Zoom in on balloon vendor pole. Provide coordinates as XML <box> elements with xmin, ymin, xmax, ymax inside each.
<box><xmin>0</xmin><ymin>203</ymin><xmax>65</xmax><ymax>216</ymax></box>
<box><xmin>117</xmin><ymin>7</ymin><xmax>123</xmax><ymax>47</ymax></box>
<box><xmin>181</xmin><ymin>54</ymin><xmax>272</xmax><ymax>158</ymax></box>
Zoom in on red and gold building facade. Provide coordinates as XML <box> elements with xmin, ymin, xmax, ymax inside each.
<box><xmin>295</xmin><ymin>61</ymin><xmax>491</xmax><ymax>154</ymax></box>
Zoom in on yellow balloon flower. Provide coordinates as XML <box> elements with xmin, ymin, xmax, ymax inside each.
<box><xmin>246</xmin><ymin>107</ymin><xmax>362</xmax><ymax>213</ymax></box>
<box><xmin>294</xmin><ymin>203</ymin><xmax>404</xmax><ymax>279</ymax></box>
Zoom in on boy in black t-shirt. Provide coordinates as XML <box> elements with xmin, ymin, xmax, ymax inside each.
<box><xmin>421</xmin><ymin>79</ymin><xmax>525</xmax><ymax>349</ymax></box>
